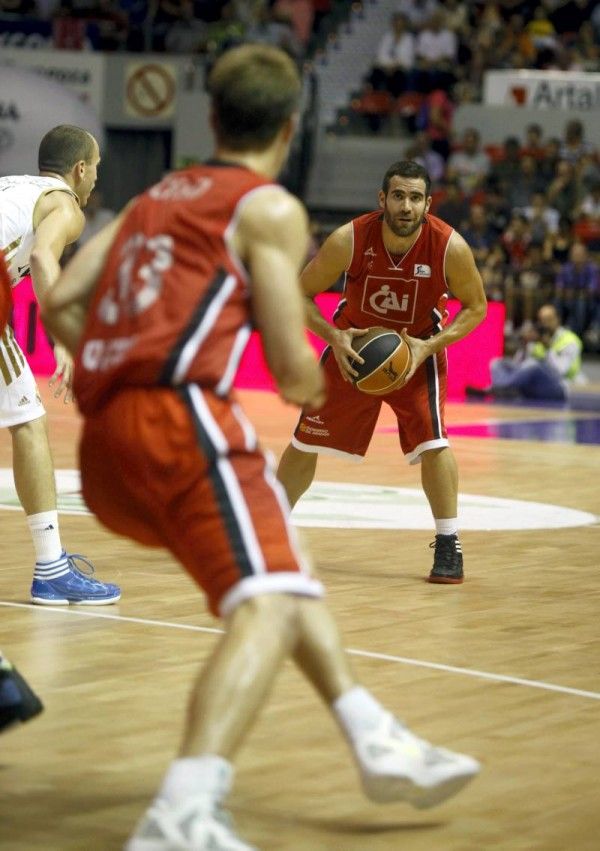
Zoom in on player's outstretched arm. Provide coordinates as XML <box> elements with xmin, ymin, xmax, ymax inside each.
<box><xmin>300</xmin><ymin>224</ymin><xmax>368</xmax><ymax>381</ymax></box>
<box><xmin>235</xmin><ymin>186</ymin><xmax>325</xmax><ymax>410</ymax></box>
<box><xmin>41</xmin><ymin>209</ymin><xmax>127</xmax><ymax>356</ymax></box>
<box><xmin>29</xmin><ymin>193</ymin><xmax>86</xmax><ymax>400</ymax></box>
<box><xmin>29</xmin><ymin>193</ymin><xmax>85</xmax><ymax>303</ymax></box>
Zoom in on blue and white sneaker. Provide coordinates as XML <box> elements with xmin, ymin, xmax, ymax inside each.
<box><xmin>30</xmin><ymin>552</ymin><xmax>121</xmax><ymax>606</ymax></box>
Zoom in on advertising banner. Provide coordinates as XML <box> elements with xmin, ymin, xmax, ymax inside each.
<box><xmin>483</xmin><ymin>70</ymin><xmax>600</xmax><ymax>110</ymax></box>
<box><xmin>0</xmin><ymin>64</ymin><xmax>102</xmax><ymax>175</ymax></box>
<box><xmin>0</xmin><ymin>46</ymin><xmax>105</xmax><ymax>112</ymax></box>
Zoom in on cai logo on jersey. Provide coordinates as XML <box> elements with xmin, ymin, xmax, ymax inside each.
<box><xmin>361</xmin><ymin>275</ymin><xmax>418</xmax><ymax>325</ymax></box>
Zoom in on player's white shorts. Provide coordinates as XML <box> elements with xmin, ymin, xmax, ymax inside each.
<box><xmin>0</xmin><ymin>326</ymin><xmax>45</xmax><ymax>428</ymax></box>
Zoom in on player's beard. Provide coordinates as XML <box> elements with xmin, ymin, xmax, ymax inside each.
<box><xmin>383</xmin><ymin>202</ymin><xmax>424</xmax><ymax>238</ymax></box>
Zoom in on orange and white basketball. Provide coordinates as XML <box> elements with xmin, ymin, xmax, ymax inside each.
<box><xmin>350</xmin><ymin>327</ymin><xmax>412</xmax><ymax>395</ymax></box>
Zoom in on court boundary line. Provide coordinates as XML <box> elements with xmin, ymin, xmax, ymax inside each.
<box><xmin>2</xmin><ymin>600</ymin><xmax>599</xmax><ymax>702</ymax></box>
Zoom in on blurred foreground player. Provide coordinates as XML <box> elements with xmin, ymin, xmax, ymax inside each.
<box><xmin>43</xmin><ymin>45</ymin><xmax>480</xmax><ymax>851</ymax></box>
<box><xmin>0</xmin><ymin>254</ymin><xmax>43</xmax><ymax>732</ymax></box>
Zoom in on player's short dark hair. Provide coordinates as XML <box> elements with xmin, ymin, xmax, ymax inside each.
<box><xmin>208</xmin><ymin>44</ymin><xmax>301</xmax><ymax>151</ymax></box>
<box><xmin>38</xmin><ymin>125</ymin><xmax>96</xmax><ymax>175</ymax></box>
<box><xmin>381</xmin><ymin>161</ymin><xmax>431</xmax><ymax>196</ymax></box>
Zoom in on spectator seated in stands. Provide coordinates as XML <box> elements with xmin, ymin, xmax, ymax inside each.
<box><xmin>560</xmin><ymin>119</ymin><xmax>594</xmax><ymax>165</ymax></box>
<box><xmin>506</xmin><ymin>240</ymin><xmax>556</xmax><ymax>329</ymax></box>
<box><xmin>538</xmin><ymin>136</ymin><xmax>562</xmax><ymax>183</ymax></box>
<box><xmin>575</xmin><ymin>178</ymin><xmax>600</xmax><ymax>251</ymax></box>
<box><xmin>245</xmin><ymin>4</ymin><xmax>303</xmax><ymax>59</ymax></box>
<box><xmin>164</xmin><ymin>0</ymin><xmax>207</xmax><ymax>52</ymax></box>
<box><xmin>487</xmin><ymin>136</ymin><xmax>522</xmax><ymax>196</ymax></box>
<box><xmin>434</xmin><ymin>178</ymin><xmax>469</xmax><ymax>230</ymax></box>
<box><xmin>505</xmin><ymin>154</ymin><xmax>546</xmax><ymax>211</ymax></box>
<box><xmin>521</xmin><ymin>191</ymin><xmax>560</xmax><ymax>244</ymax></box>
<box><xmin>544</xmin><ymin>215</ymin><xmax>575</xmax><ymax>268</ymax></box>
<box><xmin>554</xmin><ymin>242</ymin><xmax>600</xmax><ymax>345</ymax></box>
<box><xmin>446</xmin><ymin>127</ymin><xmax>490</xmax><ymax>196</ymax></box>
<box><xmin>480</xmin><ymin>243</ymin><xmax>509</xmax><ymax>305</ymax></box>
<box><xmin>501</xmin><ymin>212</ymin><xmax>532</xmax><ymax>270</ymax></box>
<box><xmin>483</xmin><ymin>179</ymin><xmax>511</xmax><ymax>237</ymax></box>
<box><xmin>395</xmin><ymin>0</ymin><xmax>440</xmax><ymax>33</ymax></box>
<box><xmin>547</xmin><ymin>159</ymin><xmax>583</xmax><ymax>223</ymax></box>
<box><xmin>368</xmin><ymin>12</ymin><xmax>416</xmax><ymax>98</ymax></box>
<box><xmin>0</xmin><ymin>0</ymin><xmax>38</xmax><ymax>14</ymax></box>
<box><xmin>461</xmin><ymin>202</ymin><xmax>497</xmax><ymax>265</ymax></box>
<box><xmin>414</xmin><ymin>10</ymin><xmax>457</xmax><ymax>93</ymax></box>
<box><xmin>404</xmin><ymin>131</ymin><xmax>445</xmax><ymax>186</ymax></box>
<box><xmin>415</xmin><ymin>86</ymin><xmax>454</xmax><ymax>161</ymax></box>
<box><xmin>526</xmin><ymin>4</ymin><xmax>558</xmax><ymax>63</ymax></box>
<box><xmin>466</xmin><ymin>304</ymin><xmax>585</xmax><ymax>402</ymax></box>
<box><xmin>521</xmin><ymin>122</ymin><xmax>545</xmax><ymax>161</ymax></box>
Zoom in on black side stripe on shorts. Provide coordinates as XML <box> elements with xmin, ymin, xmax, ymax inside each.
<box><xmin>178</xmin><ymin>384</ymin><xmax>255</xmax><ymax>579</ymax></box>
<box><xmin>332</xmin><ymin>297</ymin><xmax>347</xmax><ymax>324</ymax></box>
<box><xmin>425</xmin><ymin>355</ymin><xmax>442</xmax><ymax>439</ymax></box>
<box><xmin>159</xmin><ymin>268</ymin><xmax>228</xmax><ymax>386</ymax></box>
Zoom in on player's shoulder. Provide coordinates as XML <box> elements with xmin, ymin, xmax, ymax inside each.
<box><xmin>352</xmin><ymin>210</ymin><xmax>382</xmax><ymax>231</ymax></box>
<box><xmin>425</xmin><ymin>212</ymin><xmax>454</xmax><ymax>239</ymax></box>
<box><xmin>238</xmin><ymin>184</ymin><xmax>307</xmax><ymax>235</ymax></box>
<box><xmin>33</xmin><ymin>186</ymin><xmax>84</xmax><ymax>235</ymax></box>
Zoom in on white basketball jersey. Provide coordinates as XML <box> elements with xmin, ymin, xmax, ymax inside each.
<box><xmin>0</xmin><ymin>175</ymin><xmax>77</xmax><ymax>287</ymax></box>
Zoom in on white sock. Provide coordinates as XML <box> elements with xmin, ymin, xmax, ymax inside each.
<box><xmin>333</xmin><ymin>686</ymin><xmax>386</xmax><ymax>739</ymax></box>
<box><xmin>158</xmin><ymin>755</ymin><xmax>233</xmax><ymax>807</ymax></box>
<box><xmin>27</xmin><ymin>511</ymin><xmax>63</xmax><ymax>563</ymax></box>
<box><xmin>435</xmin><ymin>518</ymin><xmax>458</xmax><ymax>537</ymax></box>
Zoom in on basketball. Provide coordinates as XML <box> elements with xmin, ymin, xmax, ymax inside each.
<box><xmin>350</xmin><ymin>327</ymin><xmax>412</xmax><ymax>395</ymax></box>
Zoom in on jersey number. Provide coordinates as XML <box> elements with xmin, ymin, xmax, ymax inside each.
<box><xmin>98</xmin><ymin>232</ymin><xmax>174</xmax><ymax>325</ymax></box>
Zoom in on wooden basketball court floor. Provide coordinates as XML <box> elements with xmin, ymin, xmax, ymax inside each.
<box><xmin>1</xmin><ymin>384</ymin><xmax>599</xmax><ymax>851</ymax></box>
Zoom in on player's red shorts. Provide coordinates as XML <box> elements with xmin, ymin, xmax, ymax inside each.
<box><xmin>79</xmin><ymin>385</ymin><xmax>323</xmax><ymax>617</ymax></box>
<box><xmin>293</xmin><ymin>346</ymin><xmax>449</xmax><ymax>464</ymax></box>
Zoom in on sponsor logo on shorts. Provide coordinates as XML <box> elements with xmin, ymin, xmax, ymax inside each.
<box><xmin>299</xmin><ymin>423</ymin><xmax>330</xmax><ymax>437</ymax></box>
<box><xmin>17</xmin><ymin>395</ymin><xmax>30</xmax><ymax>407</ymax></box>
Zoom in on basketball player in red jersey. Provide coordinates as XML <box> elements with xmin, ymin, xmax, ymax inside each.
<box><xmin>43</xmin><ymin>48</ymin><xmax>479</xmax><ymax>850</ymax></box>
<box><xmin>277</xmin><ymin>160</ymin><xmax>487</xmax><ymax>584</ymax></box>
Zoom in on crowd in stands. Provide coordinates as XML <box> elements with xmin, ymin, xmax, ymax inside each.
<box><xmin>0</xmin><ymin>0</ymin><xmax>328</xmax><ymax>55</ymax></box>
<box><xmin>352</xmin><ymin>2</ymin><xmax>600</xmax><ymax>353</ymax></box>
<box><xmin>363</xmin><ymin>0</ymin><xmax>600</xmax><ymax>112</ymax></box>
<box><xmin>418</xmin><ymin>118</ymin><xmax>600</xmax><ymax>354</ymax></box>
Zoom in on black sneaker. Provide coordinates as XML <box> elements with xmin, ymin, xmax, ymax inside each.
<box><xmin>0</xmin><ymin>656</ymin><xmax>44</xmax><ymax>732</ymax></box>
<box><xmin>428</xmin><ymin>534</ymin><xmax>464</xmax><ymax>584</ymax></box>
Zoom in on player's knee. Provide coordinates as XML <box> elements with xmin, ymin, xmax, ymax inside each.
<box><xmin>234</xmin><ymin>592</ymin><xmax>300</xmax><ymax>635</ymax></box>
<box><xmin>9</xmin><ymin>415</ymin><xmax>48</xmax><ymax>441</ymax></box>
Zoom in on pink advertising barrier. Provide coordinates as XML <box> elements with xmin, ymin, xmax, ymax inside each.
<box><xmin>235</xmin><ymin>293</ymin><xmax>505</xmax><ymax>399</ymax></box>
<box><xmin>13</xmin><ymin>282</ymin><xmax>504</xmax><ymax>399</ymax></box>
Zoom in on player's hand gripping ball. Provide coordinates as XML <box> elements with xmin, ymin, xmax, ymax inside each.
<box><xmin>349</xmin><ymin>327</ymin><xmax>412</xmax><ymax>395</ymax></box>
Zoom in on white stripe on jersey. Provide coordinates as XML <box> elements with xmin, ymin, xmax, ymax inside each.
<box><xmin>187</xmin><ymin>383</ymin><xmax>266</xmax><ymax>576</ymax></box>
<box><xmin>215</xmin><ymin>324</ymin><xmax>252</xmax><ymax>397</ymax></box>
<box><xmin>171</xmin><ymin>273</ymin><xmax>237</xmax><ymax>384</ymax></box>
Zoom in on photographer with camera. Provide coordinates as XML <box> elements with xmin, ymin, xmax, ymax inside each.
<box><xmin>466</xmin><ymin>304</ymin><xmax>585</xmax><ymax>402</ymax></box>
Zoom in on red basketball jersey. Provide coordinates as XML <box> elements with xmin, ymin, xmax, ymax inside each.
<box><xmin>335</xmin><ymin>210</ymin><xmax>453</xmax><ymax>339</ymax></box>
<box><xmin>74</xmin><ymin>163</ymin><xmax>273</xmax><ymax>414</ymax></box>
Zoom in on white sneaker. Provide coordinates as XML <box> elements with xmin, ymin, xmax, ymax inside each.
<box><xmin>353</xmin><ymin>713</ymin><xmax>480</xmax><ymax>809</ymax></box>
<box><xmin>124</xmin><ymin>795</ymin><xmax>258</xmax><ymax>851</ymax></box>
